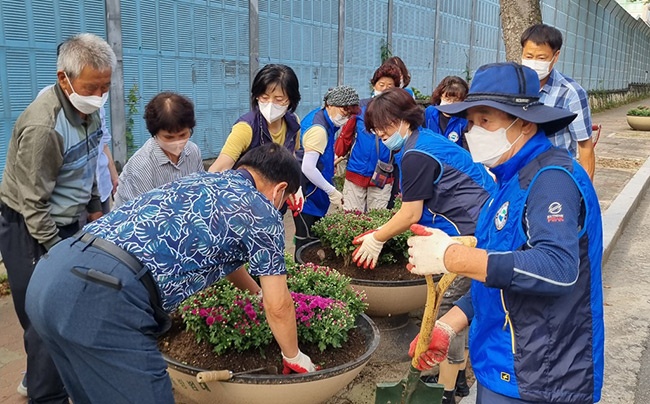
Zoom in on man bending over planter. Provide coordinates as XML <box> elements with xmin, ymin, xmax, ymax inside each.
<box><xmin>25</xmin><ymin>143</ymin><xmax>317</xmax><ymax>404</ymax></box>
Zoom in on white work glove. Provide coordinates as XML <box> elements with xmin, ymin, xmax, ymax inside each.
<box><xmin>281</xmin><ymin>350</ymin><xmax>318</xmax><ymax>374</ymax></box>
<box><xmin>287</xmin><ymin>187</ymin><xmax>304</xmax><ymax>217</ymax></box>
<box><xmin>352</xmin><ymin>229</ymin><xmax>385</xmax><ymax>270</ymax></box>
<box><xmin>406</xmin><ymin>224</ymin><xmax>459</xmax><ymax>276</ymax></box>
<box><xmin>327</xmin><ymin>189</ymin><xmax>344</xmax><ymax>212</ymax></box>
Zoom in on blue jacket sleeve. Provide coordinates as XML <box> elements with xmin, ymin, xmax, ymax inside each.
<box><xmin>485</xmin><ymin>168</ymin><xmax>581</xmax><ymax>296</ymax></box>
<box><xmin>454</xmin><ymin>288</ymin><xmax>474</xmax><ymax>322</ymax></box>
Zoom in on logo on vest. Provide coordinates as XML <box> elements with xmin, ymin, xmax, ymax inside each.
<box><xmin>547</xmin><ymin>201</ymin><xmax>564</xmax><ymax>223</ymax></box>
<box><xmin>500</xmin><ymin>372</ymin><xmax>511</xmax><ymax>382</ymax></box>
<box><xmin>494</xmin><ymin>201</ymin><xmax>509</xmax><ymax>231</ymax></box>
<box><xmin>448</xmin><ymin>131</ymin><xmax>459</xmax><ymax>143</ymax></box>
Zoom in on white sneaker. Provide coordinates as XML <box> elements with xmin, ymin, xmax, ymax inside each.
<box><xmin>17</xmin><ymin>375</ymin><xmax>27</xmax><ymax>397</ymax></box>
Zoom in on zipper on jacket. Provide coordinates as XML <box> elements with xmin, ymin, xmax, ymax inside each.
<box><xmin>500</xmin><ymin>290</ymin><xmax>516</xmax><ymax>354</ymax></box>
<box><xmin>83</xmin><ymin>122</ymin><xmax>89</xmax><ymax>155</ymax></box>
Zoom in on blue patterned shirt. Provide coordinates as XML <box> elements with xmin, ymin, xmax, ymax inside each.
<box><xmin>539</xmin><ymin>69</ymin><xmax>592</xmax><ymax>157</ymax></box>
<box><xmin>84</xmin><ymin>170</ymin><xmax>286</xmax><ymax>312</ymax></box>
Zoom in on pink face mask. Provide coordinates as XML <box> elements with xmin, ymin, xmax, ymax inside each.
<box><xmin>156</xmin><ymin>137</ymin><xmax>188</xmax><ymax>157</ymax></box>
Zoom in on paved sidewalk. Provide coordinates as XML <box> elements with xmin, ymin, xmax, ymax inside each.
<box><xmin>1</xmin><ymin>98</ymin><xmax>649</xmax><ymax>404</ymax></box>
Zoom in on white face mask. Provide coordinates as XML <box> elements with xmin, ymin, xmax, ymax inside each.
<box><xmin>156</xmin><ymin>137</ymin><xmax>189</xmax><ymax>157</ymax></box>
<box><xmin>521</xmin><ymin>59</ymin><xmax>552</xmax><ymax>80</ymax></box>
<box><xmin>331</xmin><ymin>113</ymin><xmax>349</xmax><ymax>127</ymax></box>
<box><xmin>64</xmin><ymin>73</ymin><xmax>108</xmax><ymax>114</ymax></box>
<box><xmin>272</xmin><ymin>187</ymin><xmax>286</xmax><ymax>210</ymax></box>
<box><xmin>258</xmin><ymin>101</ymin><xmax>288</xmax><ymax>123</ymax></box>
<box><xmin>372</xmin><ymin>90</ymin><xmax>382</xmax><ymax>98</ymax></box>
<box><xmin>439</xmin><ymin>99</ymin><xmax>452</xmax><ymax>106</ymax></box>
<box><xmin>465</xmin><ymin>118</ymin><xmax>522</xmax><ymax>168</ymax></box>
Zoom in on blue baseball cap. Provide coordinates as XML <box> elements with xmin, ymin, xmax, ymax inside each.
<box><xmin>437</xmin><ymin>62</ymin><xmax>576</xmax><ymax>135</ymax></box>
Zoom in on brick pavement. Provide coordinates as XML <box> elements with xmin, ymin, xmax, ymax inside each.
<box><xmin>1</xmin><ymin>97</ymin><xmax>649</xmax><ymax>404</ymax></box>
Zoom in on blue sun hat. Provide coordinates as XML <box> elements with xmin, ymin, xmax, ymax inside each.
<box><xmin>437</xmin><ymin>62</ymin><xmax>576</xmax><ymax>135</ymax></box>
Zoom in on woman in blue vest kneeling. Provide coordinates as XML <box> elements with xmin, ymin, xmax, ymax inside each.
<box><xmin>293</xmin><ymin>85</ymin><xmax>360</xmax><ymax>255</ymax></box>
<box><xmin>406</xmin><ymin>62</ymin><xmax>603</xmax><ymax>404</ymax></box>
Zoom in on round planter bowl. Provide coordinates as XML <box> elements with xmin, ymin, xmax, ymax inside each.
<box><xmin>627</xmin><ymin>115</ymin><xmax>650</xmax><ymax>131</ymax></box>
<box><xmin>296</xmin><ymin>240</ymin><xmax>428</xmax><ymax>317</ymax></box>
<box><xmin>164</xmin><ymin>314</ymin><xmax>379</xmax><ymax>404</ymax></box>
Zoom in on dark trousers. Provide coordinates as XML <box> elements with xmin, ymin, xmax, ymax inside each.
<box><xmin>26</xmin><ymin>238</ymin><xmax>174</xmax><ymax>404</ymax></box>
<box><xmin>292</xmin><ymin>212</ymin><xmax>321</xmax><ymax>261</ymax></box>
<box><xmin>0</xmin><ymin>203</ymin><xmax>78</xmax><ymax>404</ymax></box>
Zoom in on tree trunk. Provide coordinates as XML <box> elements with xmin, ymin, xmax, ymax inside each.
<box><xmin>500</xmin><ymin>0</ymin><xmax>543</xmax><ymax>62</ymax></box>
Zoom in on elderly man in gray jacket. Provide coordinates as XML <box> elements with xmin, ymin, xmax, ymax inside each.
<box><xmin>0</xmin><ymin>32</ymin><xmax>115</xmax><ymax>403</ymax></box>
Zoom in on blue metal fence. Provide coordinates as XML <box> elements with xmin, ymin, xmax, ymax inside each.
<box><xmin>1</xmin><ymin>0</ymin><xmax>650</xmax><ymax>173</ymax></box>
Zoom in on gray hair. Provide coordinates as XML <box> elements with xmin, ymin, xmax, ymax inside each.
<box><xmin>57</xmin><ymin>33</ymin><xmax>116</xmax><ymax>78</ymax></box>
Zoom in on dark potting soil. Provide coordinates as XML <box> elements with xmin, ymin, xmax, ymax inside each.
<box><xmin>158</xmin><ymin>314</ymin><xmax>368</xmax><ymax>373</ymax></box>
<box><xmin>300</xmin><ymin>243</ymin><xmax>421</xmax><ymax>282</ymax></box>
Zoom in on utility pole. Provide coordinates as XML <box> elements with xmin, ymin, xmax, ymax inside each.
<box><xmin>105</xmin><ymin>0</ymin><xmax>127</xmax><ymax>169</ymax></box>
<box><xmin>337</xmin><ymin>0</ymin><xmax>345</xmax><ymax>85</ymax></box>
<box><xmin>249</xmin><ymin>0</ymin><xmax>259</xmax><ymax>88</ymax></box>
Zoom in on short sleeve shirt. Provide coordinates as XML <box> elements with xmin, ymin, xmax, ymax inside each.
<box><xmin>302</xmin><ymin>125</ymin><xmax>328</xmax><ymax>154</ymax></box>
<box><xmin>540</xmin><ymin>69</ymin><xmax>592</xmax><ymax>156</ymax></box>
<box><xmin>220</xmin><ymin>119</ymin><xmax>300</xmax><ymax>161</ymax></box>
<box><xmin>400</xmin><ymin>152</ymin><xmax>442</xmax><ymax>202</ymax></box>
<box><xmin>84</xmin><ymin>170</ymin><xmax>287</xmax><ymax>312</ymax></box>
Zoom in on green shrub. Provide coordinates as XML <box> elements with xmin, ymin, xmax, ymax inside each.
<box><xmin>312</xmin><ymin>200</ymin><xmax>412</xmax><ymax>267</ymax></box>
<box><xmin>627</xmin><ymin>106</ymin><xmax>650</xmax><ymax>117</ymax></box>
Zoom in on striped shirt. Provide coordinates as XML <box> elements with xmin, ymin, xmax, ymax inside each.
<box><xmin>114</xmin><ymin>137</ymin><xmax>204</xmax><ymax>207</ymax></box>
<box><xmin>539</xmin><ymin>69</ymin><xmax>592</xmax><ymax>157</ymax></box>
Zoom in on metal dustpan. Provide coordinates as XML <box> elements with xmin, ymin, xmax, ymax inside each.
<box><xmin>375</xmin><ymin>235</ymin><xmax>476</xmax><ymax>404</ymax></box>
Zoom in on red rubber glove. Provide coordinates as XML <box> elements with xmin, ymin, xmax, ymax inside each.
<box><xmin>408</xmin><ymin>321</ymin><xmax>456</xmax><ymax>371</ymax></box>
<box><xmin>286</xmin><ymin>187</ymin><xmax>304</xmax><ymax>217</ymax></box>
<box><xmin>281</xmin><ymin>350</ymin><xmax>319</xmax><ymax>374</ymax></box>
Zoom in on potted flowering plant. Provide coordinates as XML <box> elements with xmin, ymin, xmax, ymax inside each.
<box><xmin>311</xmin><ymin>206</ymin><xmax>410</xmax><ymax>268</ymax></box>
<box><xmin>627</xmin><ymin>105</ymin><xmax>650</xmax><ymax>131</ymax></box>
<box><xmin>160</xmin><ymin>256</ymin><xmax>379</xmax><ymax>404</ymax></box>
<box><xmin>297</xmin><ymin>201</ymin><xmax>428</xmax><ymax>319</ymax></box>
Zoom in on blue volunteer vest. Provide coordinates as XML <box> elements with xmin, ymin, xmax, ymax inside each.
<box><xmin>346</xmin><ymin>104</ymin><xmax>392</xmax><ymax>178</ymax></box>
<box><xmin>470</xmin><ymin>133</ymin><xmax>603</xmax><ymax>403</ymax></box>
<box><xmin>235</xmin><ymin>109</ymin><xmax>300</xmax><ymax>163</ymax></box>
<box><xmin>398</xmin><ymin>127</ymin><xmax>495</xmax><ymax>236</ymax></box>
<box><xmin>299</xmin><ymin>108</ymin><xmax>337</xmax><ymax>217</ymax></box>
<box><xmin>424</xmin><ymin>106</ymin><xmax>468</xmax><ymax>147</ymax></box>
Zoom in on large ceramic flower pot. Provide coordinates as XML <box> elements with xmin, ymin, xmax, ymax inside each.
<box><xmin>296</xmin><ymin>240</ymin><xmax>427</xmax><ymax>317</ymax></box>
<box><xmin>627</xmin><ymin>115</ymin><xmax>650</xmax><ymax>131</ymax></box>
<box><xmin>164</xmin><ymin>314</ymin><xmax>379</xmax><ymax>404</ymax></box>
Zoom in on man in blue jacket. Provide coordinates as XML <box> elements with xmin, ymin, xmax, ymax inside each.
<box><xmin>406</xmin><ymin>62</ymin><xmax>603</xmax><ymax>404</ymax></box>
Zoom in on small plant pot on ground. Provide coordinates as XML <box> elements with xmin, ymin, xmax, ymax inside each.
<box><xmin>627</xmin><ymin>116</ymin><xmax>650</xmax><ymax>131</ymax></box>
<box><xmin>627</xmin><ymin>106</ymin><xmax>650</xmax><ymax>131</ymax></box>
<box><xmin>163</xmin><ymin>314</ymin><xmax>379</xmax><ymax>404</ymax></box>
